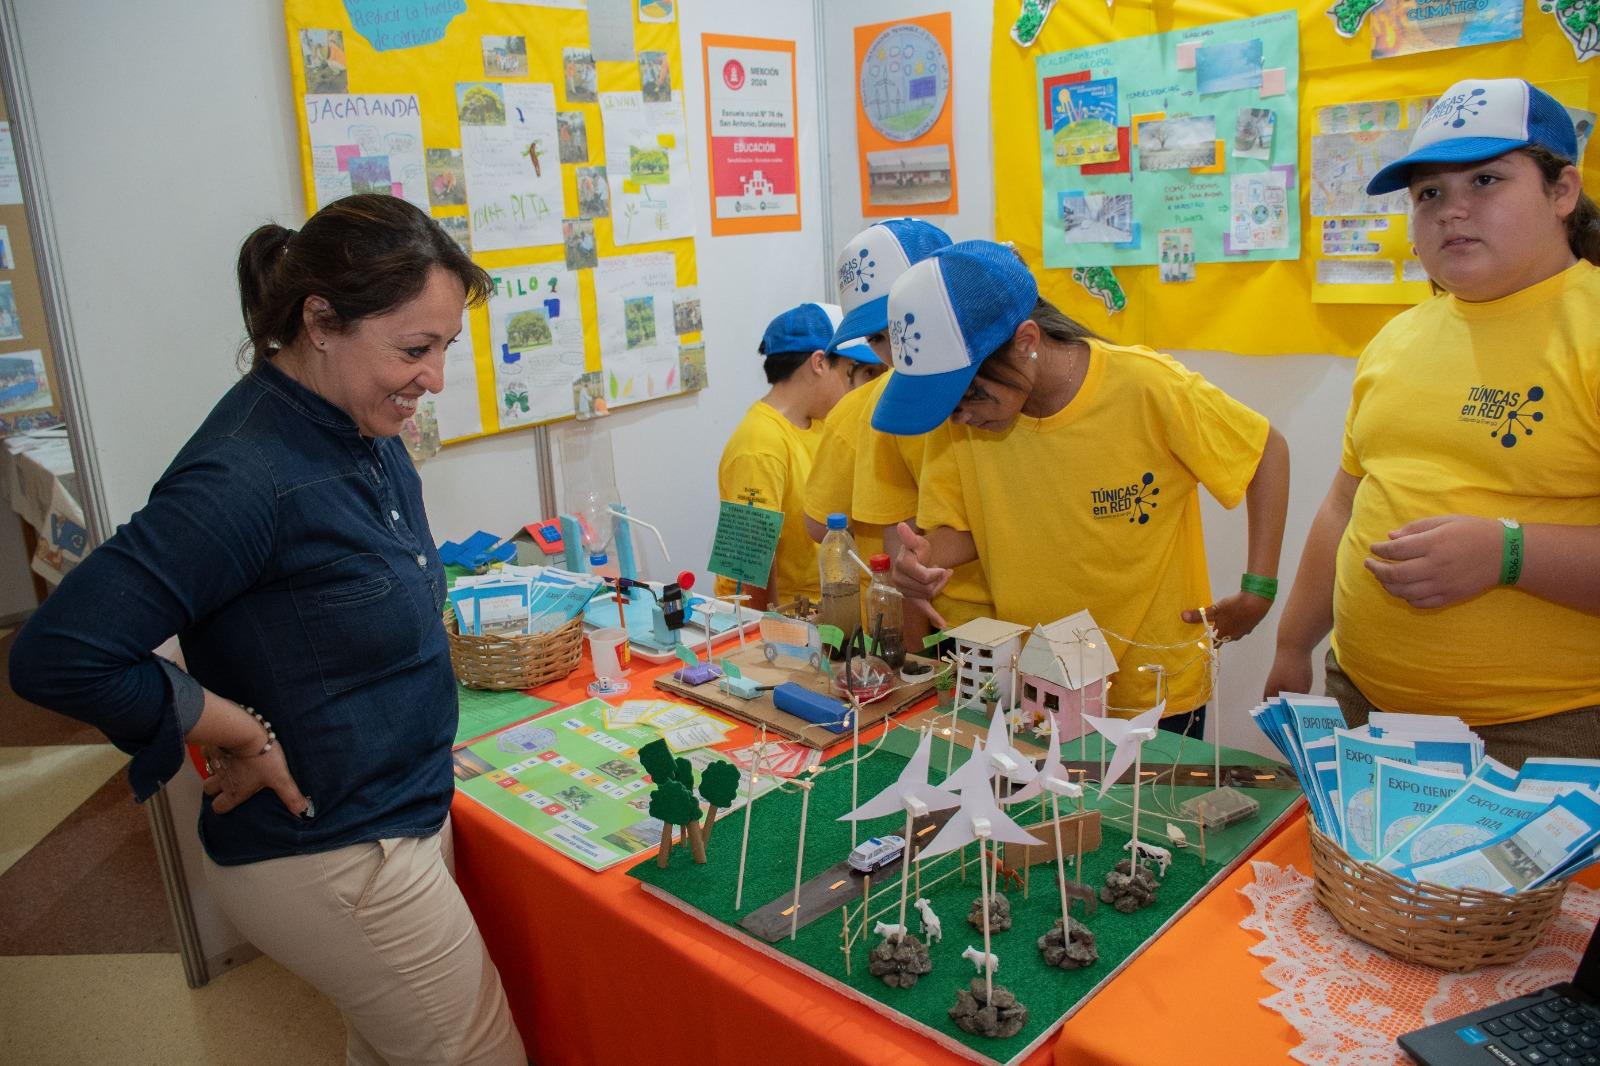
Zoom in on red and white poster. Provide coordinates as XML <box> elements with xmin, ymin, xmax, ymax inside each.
<box><xmin>701</xmin><ymin>34</ymin><xmax>799</xmax><ymax>236</ymax></box>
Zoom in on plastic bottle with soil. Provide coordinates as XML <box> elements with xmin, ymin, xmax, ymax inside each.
<box><xmin>817</xmin><ymin>513</ymin><xmax>861</xmax><ymax>658</ymax></box>
<box><xmin>865</xmin><ymin>552</ymin><xmax>906</xmax><ymax>672</ymax></box>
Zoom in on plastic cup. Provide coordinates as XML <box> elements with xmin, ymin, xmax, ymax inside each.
<box><xmin>587</xmin><ymin>627</ymin><xmax>631</xmax><ymax>696</ymax></box>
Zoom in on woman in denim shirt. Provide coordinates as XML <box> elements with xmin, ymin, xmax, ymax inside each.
<box><xmin>10</xmin><ymin>195</ymin><xmax>525</xmax><ymax>1065</ymax></box>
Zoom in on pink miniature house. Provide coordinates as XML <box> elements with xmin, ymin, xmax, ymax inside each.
<box><xmin>1015</xmin><ymin>610</ymin><xmax>1118</xmax><ymax>741</ymax></box>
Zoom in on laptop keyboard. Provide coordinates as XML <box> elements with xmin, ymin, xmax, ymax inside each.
<box><xmin>1480</xmin><ymin>992</ymin><xmax>1600</xmax><ymax>1065</ymax></box>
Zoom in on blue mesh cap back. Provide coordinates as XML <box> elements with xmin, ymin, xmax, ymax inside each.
<box><xmin>759</xmin><ymin>302</ymin><xmax>839</xmax><ymax>357</ymax></box>
<box><xmin>931</xmin><ymin>240</ymin><xmax>1039</xmax><ymax>365</ymax></box>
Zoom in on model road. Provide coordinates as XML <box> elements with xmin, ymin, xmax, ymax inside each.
<box><xmin>740</xmin><ymin>806</ymin><xmax>956</xmax><ymax>944</ymax></box>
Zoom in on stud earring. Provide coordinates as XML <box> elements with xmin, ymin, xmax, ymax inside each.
<box><xmin>1027</xmin><ymin>351</ymin><xmax>1038</xmax><ymax>361</ymax></box>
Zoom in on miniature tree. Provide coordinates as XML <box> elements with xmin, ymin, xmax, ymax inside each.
<box><xmin>641</xmin><ymin>739</ymin><xmax>699</xmax><ymax>855</ymax></box>
<box><xmin>697</xmin><ymin>761</ymin><xmax>740</xmax><ymax>846</ymax></box>
<box><xmin>639</xmin><ymin>738</ymin><xmax>677</xmax><ymax>786</ymax></box>
<box><xmin>648</xmin><ymin>779</ymin><xmax>702</xmax><ymax>867</ymax></box>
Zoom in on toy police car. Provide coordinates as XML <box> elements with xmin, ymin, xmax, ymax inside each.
<box><xmin>847</xmin><ymin>834</ymin><xmax>906</xmax><ymax>875</ymax></box>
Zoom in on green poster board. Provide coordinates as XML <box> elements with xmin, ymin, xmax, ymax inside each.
<box><xmin>1038</xmin><ymin>9</ymin><xmax>1300</xmax><ymax>269</ymax></box>
<box><xmin>708</xmin><ymin>499</ymin><xmax>784</xmax><ymax>587</ymax></box>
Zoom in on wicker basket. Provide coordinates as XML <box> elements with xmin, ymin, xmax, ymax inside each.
<box><xmin>443</xmin><ymin>611</ymin><xmax>585</xmax><ymax>691</ymax></box>
<box><xmin>1308</xmin><ymin>826</ymin><xmax>1569</xmax><ymax>973</ymax></box>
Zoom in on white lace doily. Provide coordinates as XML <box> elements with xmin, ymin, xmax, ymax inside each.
<box><xmin>1240</xmin><ymin>861</ymin><xmax>1599</xmax><ymax>1066</ymax></box>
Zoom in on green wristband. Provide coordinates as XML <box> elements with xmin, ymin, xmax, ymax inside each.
<box><xmin>1240</xmin><ymin>572</ymin><xmax>1278</xmax><ymax>600</ymax></box>
<box><xmin>1498</xmin><ymin>518</ymin><xmax>1524</xmax><ymax>586</ymax></box>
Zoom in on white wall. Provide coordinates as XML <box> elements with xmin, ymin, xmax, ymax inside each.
<box><xmin>1187</xmin><ymin>351</ymin><xmax>1353</xmax><ymax>756</ymax></box>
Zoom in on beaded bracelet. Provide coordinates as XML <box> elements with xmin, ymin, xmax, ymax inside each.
<box><xmin>225</xmin><ymin>709</ymin><xmax>276</xmax><ymax>758</ymax></box>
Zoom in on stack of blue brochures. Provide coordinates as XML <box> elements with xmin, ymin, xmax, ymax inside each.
<box><xmin>1253</xmin><ymin>695</ymin><xmax>1600</xmax><ymax>893</ymax></box>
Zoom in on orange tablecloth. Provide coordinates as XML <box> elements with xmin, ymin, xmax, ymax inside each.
<box><xmin>1052</xmin><ymin>813</ymin><xmax>1600</xmax><ymax>1066</ymax></box>
<box><xmin>454</xmin><ymin>652</ymin><xmax>1595</xmax><ymax>1066</ymax></box>
<box><xmin>450</xmin><ymin>653</ymin><xmax>1057</xmax><ymax>1066</ymax></box>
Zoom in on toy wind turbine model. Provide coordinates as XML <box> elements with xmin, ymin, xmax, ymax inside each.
<box><xmin>918</xmin><ymin>737</ymin><xmax>1044</xmax><ymax>1003</ymax></box>
<box><xmin>1085</xmin><ymin>704</ymin><xmax>1162</xmax><ymax>874</ymax></box>
<box><xmin>1002</xmin><ymin>718</ymin><xmax>1085</xmax><ymax>934</ymax></box>
<box><xmin>839</xmin><ymin>727</ymin><xmax>961</xmax><ymax>937</ymax></box>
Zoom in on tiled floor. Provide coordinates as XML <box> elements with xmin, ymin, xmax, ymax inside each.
<box><xmin>0</xmin><ymin>626</ymin><xmax>345</xmax><ymax>1064</ymax></box>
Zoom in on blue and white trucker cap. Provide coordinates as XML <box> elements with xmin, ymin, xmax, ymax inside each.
<box><xmin>870</xmin><ymin>241</ymin><xmax>1039</xmax><ymax>436</ymax></box>
<box><xmin>1366</xmin><ymin>79</ymin><xmax>1578</xmax><ymax>196</ymax></box>
<box><xmin>827</xmin><ymin>218</ymin><xmax>952</xmax><ymax>354</ymax></box>
<box><xmin>759</xmin><ymin>302</ymin><xmax>877</xmax><ymax>364</ymax></box>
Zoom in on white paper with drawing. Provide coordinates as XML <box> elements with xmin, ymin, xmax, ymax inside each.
<box><xmin>305</xmin><ymin>94</ymin><xmax>428</xmax><ymax>212</ymax></box>
<box><xmin>1310</xmin><ymin>130</ymin><xmax>1410</xmax><ymax>218</ymax></box>
<box><xmin>458</xmin><ymin>82</ymin><xmax>564</xmax><ymax>252</ymax></box>
<box><xmin>485</xmin><ymin>265</ymin><xmax>585</xmax><ymax>428</ymax></box>
<box><xmin>594</xmin><ymin>253</ymin><xmax>680</xmax><ymax>407</ymax></box>
<box><xmin>599</xmin><ymin>91</ymin><xmax>694</xmax><ymax>246</ymax></box>
<box><xmin>431</xmin><ymin>309</ymin><xmax>482</xmax><ymax>442</ymax></box>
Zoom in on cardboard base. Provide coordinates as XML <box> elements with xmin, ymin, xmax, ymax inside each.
<box><xmin>654</xmin><ymin>645</ymin><xmax>941</xmax><ymax>748</ymax></box>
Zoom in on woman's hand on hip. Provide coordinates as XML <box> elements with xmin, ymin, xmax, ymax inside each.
<box><xmin>202</xmin><ymin>742</ymin><xmax>311</xmax><ymax>817</ymax></box>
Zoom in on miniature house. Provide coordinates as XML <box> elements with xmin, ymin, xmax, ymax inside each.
<box><xmin>944</xmin><ymin>617</ymin><xmax>1029</xmax><ymax>711</ymax></box>
<box><xmin>1015</xmin><ymin>610</ymin><xmax>1119</xmax><ymax>737</ymax></box>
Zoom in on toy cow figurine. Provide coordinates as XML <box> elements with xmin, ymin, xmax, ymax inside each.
<box><xmin>872</xmin><ymin>920</ymin><xmax>908</xmax><ymax>942</ymax></box>
<box><xmin>961</xmin><ymin>945</ymin><xmax>1000</xmax><ymax>973</ymax></box>
<box><xmin>1123</xmin><ymin>839</ymin><xmax>1172</xmax><ymax>878</ymax></box>
<box><xmin>913</xmin><ymin>897</ymin><xmax>942</xmax><ymax>943</ymax></box>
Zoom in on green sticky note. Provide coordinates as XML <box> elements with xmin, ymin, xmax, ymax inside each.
<box><xmin>922</xmin><ymin>630</ymin><xmax>947</xmax><ymax>650</ymax></box>
<box><xmin>674</xmin><ymin>643</ymin><xmax>698</xmax><ymax>666</ymax></box>
<box><xmin>817</xmin><ymin>624</ymin><xmax>844</xmax><ymax>650</ymax></box>
<box><xmin>707</xmin><ymin>499</ymin><xmax>784</xmax><ymax>588</ymax></box>
<box><xmin>719</xmin><ymin>658</ymin><xmax>742</xmax><ymax>680</ymax></box>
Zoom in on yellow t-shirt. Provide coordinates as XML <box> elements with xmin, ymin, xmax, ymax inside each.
<box><xmin>716</xmin><ymin>400</ymin><xmax>824</xmax><ymax>604</ymax></box>
<box><xmin>853</xmin><ymin>373</ymin><xmax>995</xmax><ymax>629</ymax></box>
<box><xmin>917</xmin><ymin>339</ymin><xmax>1268</xmax><ymax>715</ymax></box>
<box><xmin>803</xmin><ymin>382</ymin><xmax>885</xmax><ymax>563</ymax></box>
<box><xmin>1333</xmin><ymin>260</ymin><xmax>1600</xmax><ymax>726</ymax></box>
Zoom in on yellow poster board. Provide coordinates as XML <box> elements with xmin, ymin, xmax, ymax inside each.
<box><xmin>284</xmin><ymin>0</ymin><xmax>700</xmax><ymax>443</ymax></box>
<box><xmin>991</xmin><ymin>1</ymin><xmax>1599</xmax><ymax>356</ymax></box>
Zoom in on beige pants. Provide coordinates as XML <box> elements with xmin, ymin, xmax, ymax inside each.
<box><xmin>204</xmin><ymin>817</ymin><xmax>525</xmax><ymax>1066</ymax></box>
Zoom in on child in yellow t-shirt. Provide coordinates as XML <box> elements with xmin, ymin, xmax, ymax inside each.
<box><xmin>799</xmin><ymin>219</ymin><xmax>995</xmax><ymax>639</ymax></box>
<box><xmin>876</xmin><ymin>241</ymin><xmax>1290</xmax><ymax>730</ymax></box>
<box><xmin>717</xmin><ymin>303</ymin><xmax>880</xmax><ymax>610</ymax></box>
<box><xmin>1268</xmin><ymin>79</ymin><xmax>1600</xmax><ymax>766</ymax></box>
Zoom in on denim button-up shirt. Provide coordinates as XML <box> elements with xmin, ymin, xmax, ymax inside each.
<box><xmin>9</xmin><ymin>360</ymin><xmax>456</xmax><ymax>865</ymax></box>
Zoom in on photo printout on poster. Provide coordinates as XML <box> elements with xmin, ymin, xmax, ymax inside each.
<box><xmin>594</xmin><ymin>253</ymin><xmax>680</xmax><ymax>406</ymax></box>
<box><xmin>305</xmin><ymin>94</ymin><xmax>428</xmax><ymax>212</ymax></box>
<box><xmin>458</xmin><ymin>82</ymin><xmax>565</xmax><ymax>252</ymax></box>
<box><xmin>600</xmin><ymin>91</ymin><xmax>695</xmax><ymax>246</ymax></box>
<box><xmin>486</xmin><ymin>264</ymin><xmax>585</xmax><ymax>427</ymax></box>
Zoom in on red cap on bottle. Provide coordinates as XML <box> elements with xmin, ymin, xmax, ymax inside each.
<box><xmin>868</xmin><ymin>553</ymin><xmax>891</xmax><ymax>572</ymax></box>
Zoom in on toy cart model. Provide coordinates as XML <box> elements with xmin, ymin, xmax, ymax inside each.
<box><xmin>847</xmin><ymin>834</ymin><xmax>906</xmax><ymax>875</ymax></box>
<box><xmin>760</xmin><ymin>613</ymin><xmax>822</xmax><ymax>670</ymax></box>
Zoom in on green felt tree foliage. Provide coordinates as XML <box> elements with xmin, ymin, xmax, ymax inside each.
<box><xmin>639</xmin><ymin>738</ymin><xmax>743</xmax><ymax>866</ymax></box>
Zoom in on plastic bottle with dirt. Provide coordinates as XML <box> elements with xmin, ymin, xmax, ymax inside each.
<box><xmin>817</xmin><ymin>513</ymin><xmax>861</xmax><ymax>659</ymax></box>
<box><xmin>865</xmin><ymin>552</ymin><xmax>906</xmax><ymax>673</ymax></box>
